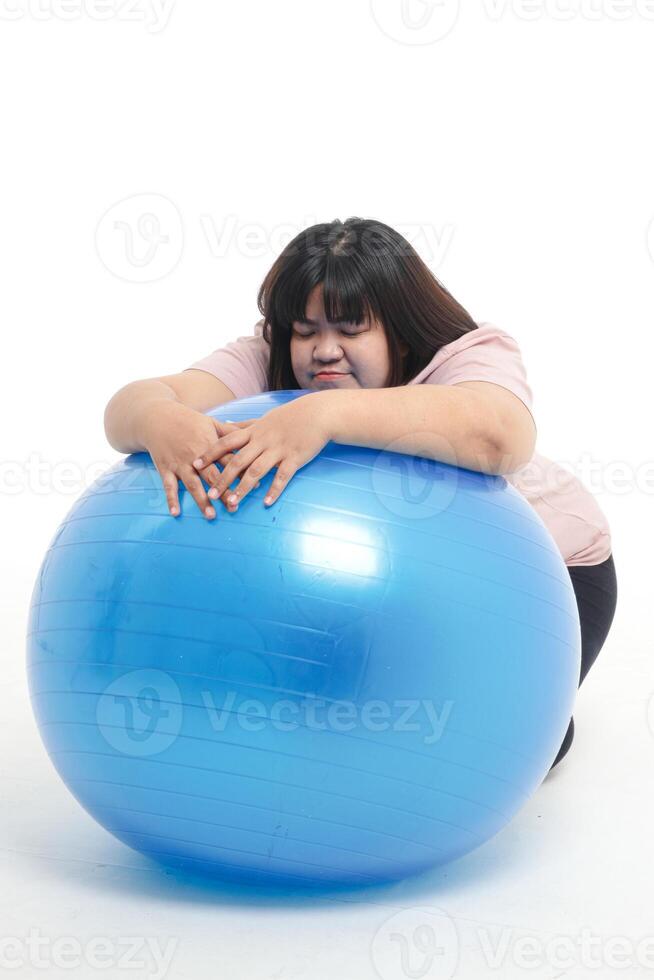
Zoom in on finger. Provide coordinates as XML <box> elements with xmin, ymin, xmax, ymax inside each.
<box><xmin>262</xmin><ymin>460</ymin><xmax>297</xmax><ymax>507</ymax></box>
<box><xmin>208</xmin><ymin>445</ymin><xmax>260</xmax><ymax>501</ymax></box>
<box><xmin>222</xmin><ymin>451</ymin><xmax>276</xmax><ymax>508</ymax></box>
<box><xmin>193</xmin><ymin>427</ymin><xmax>249</xmax><ymax>469</ymax></box>
<box><xmin>210</xmin><ymin>476</ymin><xmax>262</xmax><ymax>507</ymax></box>
<box><xmin>198</xmin><ymin>462</ymin><xmax>222</xmax><ymax>488</ymax></box>
<box><xmin>160</xmin><ymin>469</ymin><xmax>180</xmax><ymax>517</ymax></box>
<box><xmin>180</xmin><ymin>466</ymin><xmax>217</xmax><ymax>520</ymax></box>
<box><xmin>202</xmin><ymin>454</ymin><xmax>241</xmax><ymax>511</ymax></box>
<box><xmin>217</xmin><ymin>418</ymin><xmax>255</xmax><ymax>429</ymax></box>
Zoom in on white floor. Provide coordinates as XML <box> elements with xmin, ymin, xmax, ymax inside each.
<box><xmin>3</xmin><ymin>543</ymin><xmax>652</xmax><ymax>980</ymax></box>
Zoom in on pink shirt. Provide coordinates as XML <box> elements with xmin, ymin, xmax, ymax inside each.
<box><xmin>186</xmin><ymin>320</ymin><xmax>612</xmax><ymax>567</ymax></box>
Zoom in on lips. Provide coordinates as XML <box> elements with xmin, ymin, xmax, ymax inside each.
<box><xmin>314</xmin><ymin>371</ymin><xmax>348</xmax><ymax>378</ymax></box>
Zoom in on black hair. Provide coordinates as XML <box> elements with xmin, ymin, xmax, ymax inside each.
<box><xmin>256</xmin><ymin>217</ymin><xmax>478</xmax><ymax>390</ymax></box>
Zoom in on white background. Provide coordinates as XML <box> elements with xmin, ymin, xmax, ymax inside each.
<box><xmin>1</xmin><ymin>2</ymin><xmax>653</xmax><ymax>978</ymax></box>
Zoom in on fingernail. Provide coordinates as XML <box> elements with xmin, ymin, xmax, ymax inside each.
<box><xmin>208</xmin><ymin>488</ymin><xmax>218</xmax><ymax>499</ymax></box>
<box><xmin>227</xmin><ymin>494</ymin><xmax>237</xmax><ymax>505</ymax></box>
<box><xmin>193</xmin><ymin>458</ymin><xmax>203</xmax><ymax>468</ymax></box>
<box><xmin>205</xmin><ymin>506</ymin><xmax>214</xmax><ymax>518</ymax></box>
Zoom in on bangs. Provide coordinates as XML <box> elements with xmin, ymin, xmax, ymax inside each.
<box><xmin>272</xmin><ymin>253</ymin><xmax>382</xmax><ymax>331</ymax></box>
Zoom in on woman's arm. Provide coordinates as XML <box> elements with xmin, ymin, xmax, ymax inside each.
<box><xmin>320</xmin><ymin>382</ymin><xmax>536</xmax><ymax>475</ymax></box>
<box><xmin>104</xmin><ymin>380</ymin><xmax>180</xmax><ymax>454</ymax></box>
<box><xmin>104</xmin><ymin>371</ymin><xmax>236</xmax><ymax>454</ymax></box>
<box><xmin>189</xmin><ymin>380</ymin><xmax>537</xmax><ymax>511</ymax></box>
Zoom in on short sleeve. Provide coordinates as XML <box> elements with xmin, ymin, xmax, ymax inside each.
<box><xmin>412</xmin><ymin>322</ymin><xmax>536</xmax><ymax>429</ymax></box>
<box><xmin>184</xmin><ymin>319</ymin><xmax>270</xmax><ymax>400</ymax></box>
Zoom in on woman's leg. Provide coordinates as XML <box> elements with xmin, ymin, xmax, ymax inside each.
<box><xmin>548</xmin><ymin>552</ymin><xmax>618</xmax><ymax>770</ymax></box>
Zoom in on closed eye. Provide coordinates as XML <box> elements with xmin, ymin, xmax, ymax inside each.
<box><xmin>293</xmin><ymin>327</ymin><xmax>363</xmax><ymax>338</ymax></box>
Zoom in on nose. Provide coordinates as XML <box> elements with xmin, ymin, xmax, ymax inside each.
<box><xmin>314</xmin><ymin>356</ymin><xmax>347</xmax><ymax>372</ymax></box>
<box><xmin>314</xmin><ymin>338</ymin><xmax>344</xmax><ymax>361</ymax></box>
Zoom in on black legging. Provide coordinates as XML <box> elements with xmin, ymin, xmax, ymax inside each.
<box><xmin>549</xmin><ymin>552</ymin><xmax>618</xmax><ymax>769</ymax></box>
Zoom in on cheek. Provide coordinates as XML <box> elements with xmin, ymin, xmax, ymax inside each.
<box><xmin>290</xmin><ymin>340</ymin><xmax>306</xmax><ymax>377</ymax></box>
<box><xmin>360</xmin><ymin>339</ymin><xmax>389</xmax><ymax>376</ymax></box>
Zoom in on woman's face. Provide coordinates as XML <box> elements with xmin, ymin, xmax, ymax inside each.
<box><xmin>291</xmin><ymin>283</ymin><xmax>401</xmax><ymax>390</ymax></box>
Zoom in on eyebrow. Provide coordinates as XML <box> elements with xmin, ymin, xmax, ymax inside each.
<box><xmin>297</xmin><ymin>317</ymin><xmax>351</xmax><ymax>326</ymax></box>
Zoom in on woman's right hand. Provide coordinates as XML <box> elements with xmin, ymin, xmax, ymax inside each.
<box><xmin>140</xmin><ymin>400</ymin><xmax>259</xmax><ymax>519</ymax></box>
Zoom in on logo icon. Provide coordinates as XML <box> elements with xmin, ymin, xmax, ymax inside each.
<box><xmin>96</xmin><ymin>668</ymin><xmax>183</xmax><ymax>756</ymax></box>
<box><xmin>370</xmin><ymin>0</ymin><xmax>460</xmax><ymax>45</ymax></box>
<box><xmin>371</xmin><ymin>905</ymin><xmax>459</xmax><ymax>979</ymax></box>
<box><xmin>95</xmin><ymin>192</ymin><xmax>183</xmax><ymax>282</ymax></box>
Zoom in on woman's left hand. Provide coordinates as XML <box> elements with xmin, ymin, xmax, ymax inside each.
<box><xmin>191</xmin><ymin>394</ymin><xmax>333</xmax><ymax>509</ymax></box>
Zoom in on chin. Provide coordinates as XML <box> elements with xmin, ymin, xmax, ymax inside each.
<box><xmin>304</xmin><ymin>375</ymin><xmax>358</xmax><ymax>390</ymax></box>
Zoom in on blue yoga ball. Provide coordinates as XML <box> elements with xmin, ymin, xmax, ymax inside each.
<box><xmin>27</xmin><ymin>390</ymin><xmax>580</xmax><ymax>887</ymax></box>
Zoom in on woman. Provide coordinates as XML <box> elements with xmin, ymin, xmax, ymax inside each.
<box><xmin>104</xmin><ymin>217</ymin><xmax>618</xmax><ymax>769</ymax></box>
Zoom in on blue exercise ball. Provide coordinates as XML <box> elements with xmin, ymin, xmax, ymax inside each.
<box><xmin>27</xmin><ymin>390</ymin><xmax>580</xmax><ymax>887</ymax></box>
